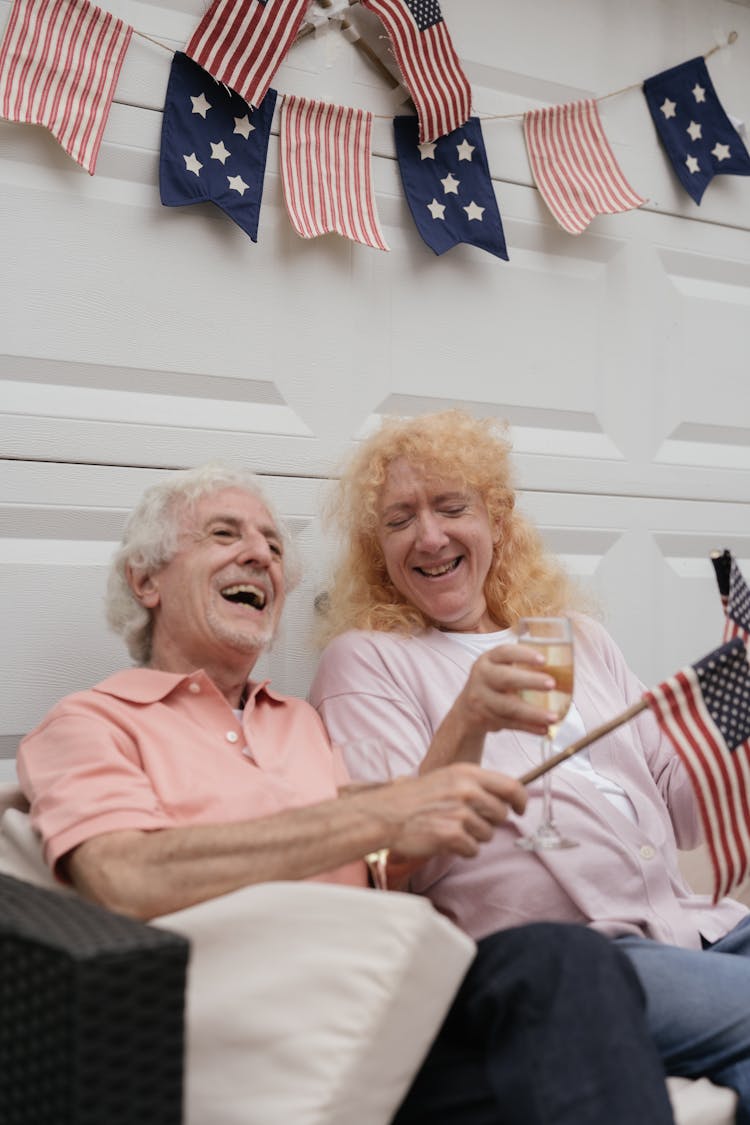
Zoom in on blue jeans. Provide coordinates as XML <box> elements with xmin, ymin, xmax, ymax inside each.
<box><xmin>617</xmin><ymin>915</ymin><xmax>750</xmax><ymax>1123</ymax></box>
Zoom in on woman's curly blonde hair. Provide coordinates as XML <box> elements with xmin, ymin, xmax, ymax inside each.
<box><xmin>319</xmin><ymin>410</ymin><xmax>582</xmax><ymax>643</ymax></box>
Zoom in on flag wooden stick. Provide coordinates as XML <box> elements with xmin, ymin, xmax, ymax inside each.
<box><xmin>519</xmin><ymin>699</ymin><xmax>648</xmax><ymax>785</ymax></box>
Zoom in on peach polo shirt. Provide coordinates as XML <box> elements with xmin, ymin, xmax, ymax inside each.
<box><xmin>18</xmin><ymin>666</ymin><xmax>366</xmax><ymax>889</ymax></box>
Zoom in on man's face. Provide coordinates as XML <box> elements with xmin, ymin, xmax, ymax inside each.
<box><xmin>135</xmin><ymin>487</ymin><xmax>287</xmax><ymax>670</ymax></box>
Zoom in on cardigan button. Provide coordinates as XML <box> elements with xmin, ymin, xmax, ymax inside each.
<box><xmin>639</xmin><ymin>844</ymin><xmax>655</xmax><ymax>860</ymax></box>
<box><xmin>226</xmin><ymin>731</ymin><xmax>239</xmax><ymax>743</ymax></box>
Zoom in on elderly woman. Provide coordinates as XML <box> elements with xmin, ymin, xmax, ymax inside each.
<box><xmin>310</xmin><ymin>409</ymin><xmax>750</xmax><ymax>1119</ymax></box>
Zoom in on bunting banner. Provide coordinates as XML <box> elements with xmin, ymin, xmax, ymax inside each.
<box><xmin>0</xmin><ymin>0</ymin><xmax>132</xmax><ymax>174</ymax></box>
<box><xmin>643</xmin><ymin>57</ymin><xmax>750</xmax><ymax>205</ymax></box>
<box><xmin>159</xmin><ymin>53</ymin><xmax>276</xmax><ymax>243</ymax></box>
<box><xmin>280</xmin><ymin>95</ymin><xmax>388</xmax><ymax>250</ymax></box>
<box><xmin>712</xmin><ymin>550</ymin><xmax>750</xmax><ymax>644</ymax></box>
<box><xmin>394</xmin><ymin>114</ymin><xmax>508</xmax><ymax>259</ymax></box>
<box><xmin>185</xmin><ymin>0</ymin><xmax>309</xmax><ymax>111</ymax></box>
<box><xmin>361</xmin><ymin>0</ymin><xmax>471</xmax><ymax>144</ymax></box>
<box><xmin>644</xmin><ymin>638</ymin><xmax>750</xmax><ymax>903</ymax></box>
<box><xmin>523</xmin><ymin>98</ymin><xmax>646</xmax><ymax>235</ymax></box>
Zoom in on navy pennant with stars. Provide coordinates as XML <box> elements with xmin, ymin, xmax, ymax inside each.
<box><xmin>159</xmin><ymin>51</ymin><xmax>276</xmax><ymax>242</ymax></box>
<box><xmin>394</xmin><ymin>114</ymin><xmax>508</xmax><ymax>259</ymax></box>
<box><xmin>643</xmin><ymin>56</ymin><xmax>750</xmax><ymax>204</ymax></box>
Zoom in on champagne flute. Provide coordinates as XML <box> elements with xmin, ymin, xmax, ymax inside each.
<box><xmin>337</xmin><ymin>737</ymin><xmax>392</xmax><ymax>890</ymax></box>
<box><xmin>514</xmin><ymin>617</ymin><xmax>578</xmax><ymax>850</ymax></box>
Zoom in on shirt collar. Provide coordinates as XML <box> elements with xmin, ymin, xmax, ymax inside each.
<box><xmin>93</xmin><ymin>667</ymin><xmax>285</xmax><ymax>705</ymax></box>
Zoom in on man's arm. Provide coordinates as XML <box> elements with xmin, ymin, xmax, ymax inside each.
<box><xmin>65</xmin><ymin>764</ymin><xmax>526</xmax><ymax>920</ymax></box>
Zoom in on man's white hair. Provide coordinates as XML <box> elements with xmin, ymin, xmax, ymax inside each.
<box><xmin>106</xmin><ymin>462</ymin><xmax>301</xmax><ymax>665</ymax></box>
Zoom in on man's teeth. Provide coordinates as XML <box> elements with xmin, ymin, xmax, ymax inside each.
<box><xmin>417</xmin><ymin>559</ymin><xmax>460</xmax><ymax>577</ymax></box>
<box><xmin>221</xmin><ymin>584</ymin><xmax>267</xmax><ymax>609</ymax></box>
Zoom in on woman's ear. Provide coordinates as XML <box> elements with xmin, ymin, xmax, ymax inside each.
<box><xmin>127</xmin><ymin>564</ymin><xmax>161</xmax><ymax>609</ymax></box>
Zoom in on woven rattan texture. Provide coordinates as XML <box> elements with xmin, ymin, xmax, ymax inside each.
<box><xmin>0</xmin><ymin>873</ymin><xmax>189</xmax><ymax>1124</ymax></box>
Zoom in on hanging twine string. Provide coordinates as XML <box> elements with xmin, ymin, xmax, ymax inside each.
<box><xmin>474</xmin><ymin>29</ymin><xmax>738</xmax><ymax>121</ymax></box>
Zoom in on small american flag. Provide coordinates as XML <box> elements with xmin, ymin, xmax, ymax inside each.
<box><xmin>0</xmin><ymin>0</ymin><xmax>132</xmax><ymax>174</ymax></box>
<box><xmin>523</xmin><ymin>98</ymin><xmax>645</xmax><ymax>235</ymax></box>
<box><xmin>644</xmin><ymin>637</ymin><xmax>750</xmax><ymax>902</ymax></box>
<box><xmin>185</xmin><ymin>0</ymin><xmax>309</xmax><ymax>111</ymax></box>
<box><xmin>711</xmin><ymin>551</ymin><xmax>750</xmax><ymax>645</ymax></box>
<box><xmin>361</xmin><ymin>0</ymin><xmax>471</xmax><ymax>144</ymax></box>
<box><xmin>279</xmin><ymin>95</ymin><xmax>388</xmax><ymax>250</ymax></box>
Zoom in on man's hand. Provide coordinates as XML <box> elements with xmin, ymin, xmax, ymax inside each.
<box><xmin>353</xmin><ymin>762</ymin><xmax>526</xmax><ymax>860</ymax></box>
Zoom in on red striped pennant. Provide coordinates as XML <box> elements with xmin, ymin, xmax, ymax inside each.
<box><xmin>280</xmin><ymin>95</ymin><xmax>388</xmax><ymax>251</ymax></box>
<box><xmin>185</xmin><ymin>0</ymin><xmax>309</xmax><ymax>111</ymax></box>
<box><xmin>524</xmin><ymin>98</ymin><xmax>645</xmax><ymax>235</ymax></box>
<box><xmin>0</xmin><ymin>0</ymin><xmax>132</xmax><ymax>174</ymax></box>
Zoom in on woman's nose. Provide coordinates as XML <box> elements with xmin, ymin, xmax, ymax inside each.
<box><xmin>414</xmin><ymin>512</ymin><xmax>449</xmax><ymax>551</ymax></box>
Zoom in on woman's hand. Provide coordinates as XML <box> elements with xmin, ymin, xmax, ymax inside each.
<box><xmin>420</xmin><ymin>643</ymin><xmax>558</xmax><ymax>771</ymax></box>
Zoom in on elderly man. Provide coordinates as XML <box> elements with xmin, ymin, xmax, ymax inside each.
<box><xmin>18</xmin><ymin>463</ymin><xmax>673</xmax><ymax>1125</ymax></box>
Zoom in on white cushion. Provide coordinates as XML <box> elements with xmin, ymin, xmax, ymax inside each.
<box><xmin>667</xmin><ymin>1076</ymin><xmax>737</xmax><ymax>1125</ymax></box>
<box><xmin>154</xmin><ymin>881</ymin><xmax>475</xmax><ymax>1125</ymax></box>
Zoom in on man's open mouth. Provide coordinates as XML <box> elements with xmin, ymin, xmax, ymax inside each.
<box><xmin>414</xmin><ymin>558</ymin><xmax>461</xmax><ymax>578</ymax></box>
<box><xmin>221</xmin><ymin>584</ymin><xmax>267</xmax><ymax>610</ymax></box>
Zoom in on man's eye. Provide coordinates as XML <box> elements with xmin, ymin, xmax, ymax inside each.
<box><xmin>212</xmin><ymin>528</ymin><xmax>235</xmax><ymax>539</ymax></box>
<box><xmin>269</xmin><ymin>542</ymin><xmax>283</xmax><ymax>557</ymax></box>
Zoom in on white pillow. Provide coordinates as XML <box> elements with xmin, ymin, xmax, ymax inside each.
<box><xmin>154</xmin><ymin>881</ymin><xmax>475</xmax><ymax>1125</ymax></box>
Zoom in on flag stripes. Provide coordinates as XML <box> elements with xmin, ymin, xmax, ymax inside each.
<box><xmin>280</xmin><ymin>95</ymin><xmax>388</xmax><ymax>250</ymax></box>
<box><xmin>645</xmin><ymin>641</ymin><xmax>750</xmax><ymax>902</ymax></box>
<box><xmin>524</xmin><ymin>98</ymin><xmax>645</xmax><ymax>235</ymax></box>
<box><xmin>0</xmin><ymin>0</ymin><xmax>131</xmax><ymax>174</ymax></box>
<box><xmin>361</xmin><ymin>0</ymin><xmax>471</xmax><ymax>143</ymax></box>
<box><xmin>186</xmin><ymin>0</ymin><xmax>308</xmax><ymax>111</ymax></box>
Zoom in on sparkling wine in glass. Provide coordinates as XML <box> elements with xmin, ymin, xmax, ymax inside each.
<box><xmin>337</xmin><ymin>737</ymin><xmax>392</xmax><ymax>889</ymax></box>
<box><xmin>514</xmin><ymin>616</ymin><xmax>578</xmax><ymax>850</ymax></box>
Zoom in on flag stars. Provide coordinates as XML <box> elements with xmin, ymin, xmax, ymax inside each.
<box><xmin>427</xmin><ymin>198</ymin><xmax>446</xmax><ymax>220</ymax></box>
<box><xmin>456</xmin><ymin>138</ymin><xmax>475</xmax><ymax>161</ymax></box>
<box><xmin>228</xmin><ymin>174</ymin><xmax>250</xmax><ymax>195</ymax></box>
<box><xmin>685</xmin><ymin>154</ymin><xmax>700</xmax><ymax>174</ymax></box>
<box><xmin>190</xmin><ymin>92</ymin><xmax>212</xmax><ymax>118</ymax></box>
<box><xmin>183</xmin><ymin>152</ymin><xmax>203</xmax><ymax>176</ymax></box>
<box><xmin>441</xmin><ymin>172</ymin><xmax>459</xmax><ymax>194</ymax></box>
<box><xmin>686</xmin><ymin>120</ymin><xmax>702</xmax><ymax>141</ymax></box>
<box><xmin>660</xmin><ymin>98</ymin><xmax>677</xmax><ymax>119</ymax></box>
<box><xmin>692</xmin><ymin>83</ymin><xmax>706</xmax><ymax>103</ymax></box>
<box><xmin>234</xmin><ymin>114</ymin><xmax>255</xmax><ymax>139</ymax></box>
<box><xmin>210</xmin><ymin>140</ymin><xmax>231</xmax><ymax>164</ymax></box>
<box><xmin>418</xmin><ymin>140</ymin><xmax>437</xmax><ymax>160</ymax></box>
<box><xmin>712</xmin><ymin>142</ymin><xmax>731</xmax><ymax>162</ymax></box>
<box><xmin>463</xmin><ymin>200</ymin><xmax>485</xmax><ymax>221</ymax></box>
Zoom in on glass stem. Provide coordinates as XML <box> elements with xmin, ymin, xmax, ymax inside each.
<box><xmin>541</xmin><ymin>727</ymin><xmax>558</xmax><ymax>829</ymax></box>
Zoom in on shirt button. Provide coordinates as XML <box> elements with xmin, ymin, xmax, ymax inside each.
<box><xmin>226</xmin><ymin>731</ymin><xmax>239</xmax><ymax>743</ymax></box>
<box><xmin>639</xmin><ymin>845</ymin><xmax>655</xmax><ymax>860</ymax></box>
<box><xmin>188</xmin><ymin>682</ymin><xmax>201</xmax><ymax>694</ymax></box>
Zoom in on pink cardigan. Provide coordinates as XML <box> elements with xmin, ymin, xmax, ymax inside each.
<box><xmin>310</xmin><ymin>616</ymin><xmax>748</xmax><ymax>945</ymax></box>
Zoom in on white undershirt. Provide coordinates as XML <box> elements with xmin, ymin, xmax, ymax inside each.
<box><xmin>444</xmin><ymin>629</ymin><xmax>638</xmax><ymax>823</ymax></box>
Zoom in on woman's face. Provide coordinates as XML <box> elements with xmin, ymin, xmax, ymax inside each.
<box><xmin>375</xmin><ymin>458</ymin><xmax>498</xmax><ymax>633</ymax></box>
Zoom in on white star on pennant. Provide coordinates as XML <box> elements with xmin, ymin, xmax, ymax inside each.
<box><xmin>427</xmin><ymin>198</ymin><xmax>446</xmax><ymax>220</ymax></box>
<box><xmin>228</xmin><ymin>174</ymin><xmax>250</xmax><ymax>195</ymax></box>
<box><xmin>190</xmin><ymin>92</ymin><xmax>212</xmax><ymax>118</ymax></box>
<box><xmin>686</xmin><ymin>120</ymin><xmax>702</xmax><ymax>141</ymax></box>
<box><xmin>456</xmin><ymin>138</ymin><xmax>475</xmax><ymax>161</ymax></box>
<box><xmin>685</xmin><ymin>154</ymin><xmax>700</xmax><ymax>174</ymax></box>
<box><xmin>692</xmin><ymin>83</ymin><xmax>706</xmax><ymax>103</ymax></box>
<box><xmin>210</xmin><ymin>140</ymin><xmax>231</xmax><ymax>164</ymax></box>
<box><xmin>441</xmin><ymin>173</ymin><xmax>460</xmax><ymax>194</ymax></box>
<box><xmin>712</xmin><ymin>142</ymin><xmax>731</xmax><ymax>161</ymax></box>
<box><xmin>660</xmin><ymin>98</ymin><xmax>677</xmax><ymax>119</ymax></box>
<box><xmin>183</xmin><ymin>152</ymin><xmax>203</xmax><ymax>176</ymax></box>
<box><xmin>418</xmin><ymin>141</ymin><xmax>437</xmax><ymax>160</ymax></box>
<box><xmin>234</xmin><ymin>115</ymin><xmax>255</xmax><ymax>139</ymax></box>
<box><xmin>463</xmin><ymin>200</ymin><xmax>485</xmax><ymax>221</ymax></box>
